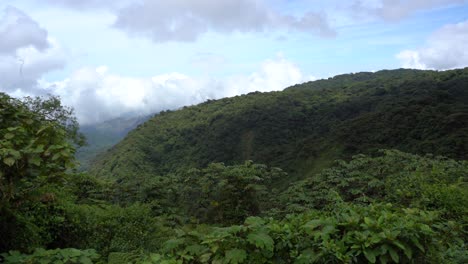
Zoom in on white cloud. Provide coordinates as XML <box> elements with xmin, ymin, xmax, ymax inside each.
<box><xmin>222</xmin><ymin>56</ymin><xmax>306</xmax><ymax>97</ymax></box>
<box><xmin>44</xmin><ymin>56</ymin><xmax>311</xmax><ymax>124</ymax></box>
<box><xmin>397</xmin><ymin>20</ymin><xmax>468</xmax><ymax>69</ymax></box>
<box><xmin>113</xmin><ymin>0</ymin><xmax>336</xmax><ymax>42</ymax></box>
<box><xmin>0</xmin><ymin>6</ymin><xmax>66</xmax><ymax>94</ymax></box>
<box><xmin>351</xmin><ymin>0</ymin><xmax>466</xmax><ymax>21</ymax></box>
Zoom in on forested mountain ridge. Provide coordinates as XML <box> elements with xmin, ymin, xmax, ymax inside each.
<box><xmin>89</xmin><ymin>68</ymin><xmax>468</xmax><ymax>183</ymax></box>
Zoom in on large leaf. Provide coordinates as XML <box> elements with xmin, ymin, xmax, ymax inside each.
<box><xmin>4</xmin><ymin>133</ymin><xmax>14</xmax><ymax>139</ymax></box>
<box><xmin>3</xmin><ymin>157</ymin><xmax>15</xmax><ymax>166</ymax></box>
<box><xmin>363</xmin><ymin>248</ymin><xmax>377</xmax><ymax>263</ymax></box>
<box><xmin>224</xmin><ymin>249</ymin><xmax>247</xmax><ymax>264</ymax></box>
<box><xmin>247</xmin><ymin>232</ymin><xmax>274</xmax><ymax>252</ymax></box>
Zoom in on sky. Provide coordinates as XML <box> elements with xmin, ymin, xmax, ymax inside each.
<box><xmin>1</xmin><ymin>0</ymin><xmax>468</xmax><ymax>124</ymax></box>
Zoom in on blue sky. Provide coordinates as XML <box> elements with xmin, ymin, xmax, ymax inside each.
<box><xmin>1</xmin><ymin>0</ymin><xmax>468</xmax><ymax>123</ymax></box>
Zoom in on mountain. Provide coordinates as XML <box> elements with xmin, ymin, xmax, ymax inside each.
<box><xmin>89</xmin><ymin>68</ymin><xmax>468</xmax><ymax>184</ymax></box>
<box><xmin>76</xmin><ymin>115</ymin><xmax>151</xmax><ymax>169</ymax></box>
<box><xmin>3</xmin><ymin>69</ymin><xmax>467</xmax><ymax>263</ymax></box>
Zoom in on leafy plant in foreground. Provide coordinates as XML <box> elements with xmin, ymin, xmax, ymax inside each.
<box><xmin>144</xmin><ymin>203</ymin><xmax>443</xmax><ymax>263</ymax></box>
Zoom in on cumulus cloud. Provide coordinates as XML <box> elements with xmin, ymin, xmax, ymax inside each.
<box><xmin>351</xmin><ymin>0</ymin><xmax>466</xmax><ymax>21</ymax></box>
<box><xmin>396</xmin><ymin>20</ymin><xmax>468</xmax><ymax>69</ymax></box>
<box><xmin>0</xmin><ymin>6</ymin><xmax>66</xmax><ymax>94</ymax></box>
<box><xmin>44</xmin><ymin>56</ymin><xmax>311</xmax><ymax>124</ymax></box>
<box><xmin>113</xmin><ymin>0</ymin><xmax>336</xmax><ymax>42</ymax></box>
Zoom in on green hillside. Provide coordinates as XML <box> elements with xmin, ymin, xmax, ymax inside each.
<box><xmin>90</xmin><ymin>68</ymin><xmax>468</xmax><ymax>183</ymax></box>
<box><xmin>76</xmin><ymin>115</ymin><xmax>151</xmax><ymax>170</ymax></box>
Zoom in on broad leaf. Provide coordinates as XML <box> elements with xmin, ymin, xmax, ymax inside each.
<box><xmin>224</xmin><ymin>249</ymin><xmax>247</xmax><ymax>264</ymax></box>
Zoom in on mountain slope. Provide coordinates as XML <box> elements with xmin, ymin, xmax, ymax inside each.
<box><xmin>76</xmin><ymin>115</ymin><xmax>151</xmax><ymax>169</ymax></box>
<box><xmin>89</xmin><ymin>68</ymin><xmax>468</xmax><ymax>182</ymax></box>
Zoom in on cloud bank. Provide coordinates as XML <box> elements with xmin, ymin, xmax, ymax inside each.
<box><xmin>397</xmin><ymin>20</ymin><xmax>468</xmax><ymax>69</ymax></box>
<box><xmin>44</xmin><ymin>56</ymin><xmax>311</xmax><ymax>124</ymax></box>
<box><xmin>42</xmin><ymin>0</ymin><xmax>336</xmax><ymax>41</ymax></box>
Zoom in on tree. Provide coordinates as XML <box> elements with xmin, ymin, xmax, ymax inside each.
<box><xmin>0</xmin><ymin>93</ymin><xmax>83</xmax><ymax>251</ymax></box>
<box><xmin>181</xmin><ymin>161</ymin><xmax>284</xmax><ymax>225</ymax></box>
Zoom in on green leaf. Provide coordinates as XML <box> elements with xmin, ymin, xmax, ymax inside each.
<box><xmin>322</xmin><ymin>224</ymin><xmax>336</xmax><ymax>235</ymax></box>
<box><xmin>410</xmin><ymin>237</ymin><xmax>424</xmax><ymax>253</ymax></box>
<box><xmin>379</xmin><ymin>255</ymin><xmax>389</xmax><ymax>264</ymax></box>
<box><xmin>364</xmin><ymin>217</ymin><xmax>372</xmax><ymax>226</ymax></box>
<box><xmin>303</xmin><ymin>219</ymin><xmax>323</xmax><ymax>230</ymax></box>
<box><xmin>36</xmin><ymin>125</ymin><xmax>49</xmax><ymax>135</ymax></box>
<box><xmin>34</xmin><ymin>145</ymin><xmax>45</xmax><ymax>153</ymax></box>
<box><xmin>9</xmin><ymin>150</ymin><xmax>21</xmax><ymax>159</ymax></box>
<box><xmin>29</xmin><ymin>156</ymin><xmax>41</xmax><ymax>166</ymax></box>
<box><xmin>185</xmin><ymin>244</ymin><xmax>206</xmax><ymax>255</ymax></box>
<box><xmin>67</xmin><ymin>248</ymin><xmax>82</xmax><ymax>258</ymax></box>
<box><xmin>247</xmin><ymin>232</ymin><xmax>274</xmax><ymax>251</ymax></box>
<box><xmin>199</xmin><ymin>253</ymin><xmax>212</xmax><ymax>263</ymax></box>
<box><xmin>392</xmin><ymin>240</ymin><xmax>405</xmax><ymax>250</ymax></box>
<box><xmin>150</xmin><ymin>254</ymin><xmax>162</xmax><ymax>262</ymax></box>
<box><xmin>78</xmin><ymin>256</ymin><xmax>93</xmax><ymax>264</ymax></box>
<box><xmin>163</xmin><ymin>238</ymin><xmax>185</xmax><ymax>252</ymax></box>
<box><xmin>4</xmin><ymin>133</ymin><xmax>14</xmax><ymax>139</ymax></box>
<box><xmin>363</xmin><ymin>249</ymin><xmax>376</xmax><ymax>263</ymax></box>
<box><xmin>3</xmin><ymin>157</ymin><xmax>15</xmax><ymax>166</ymax></box>
<box><xmin>225</xmin><ymin>249</ymin><xmax>247</xmax><ymax>264</ymax></box>
<box><xmin>244</xmin><ymin>217</ymin><xmax>265</xmax><ymax>226</ymax></box>
<box><xmin>296</xmin><ymin>248</ymin><xmax>319</xmax><ymax>263</ymax></box>
<box><xmin>402</xmin><ymin>245</ymin><xmax>413</xmax><ymax>259</ymax></box>
<box><xmin>389</xmin><ymin>248</ymin><xmax>400</xmax><ymax>263</ymax></box>
<box><xmin>52</xmin><ymin>153</ymin><xmax>61</xmax><ymax>161</ymax></box>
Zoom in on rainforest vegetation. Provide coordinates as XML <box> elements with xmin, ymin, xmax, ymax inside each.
<box><xmin>0</xmin><ymin>68</ymin><xmax>467</xmax><ymax>263</ymax></box>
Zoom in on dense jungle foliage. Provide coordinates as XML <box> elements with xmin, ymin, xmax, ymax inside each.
<box><xmin>1</xmin><ymin>68</ymin><xmax>467</xmax><ymax>263</ymax></box>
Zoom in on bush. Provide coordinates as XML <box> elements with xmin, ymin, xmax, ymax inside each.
<box><xmin>281</xmin><ymin>150</ymin><xmax>468</xmax><ymax>221</ymax></box>
<box><xmin>146</xmin><ymin>203</ymin><xmax>447</xmax><ymax>263</ymax></box>
<box><xmin>55</xmin><ymin>203</ymin><xmax>174</xmax><ymax>257</ymax></box>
